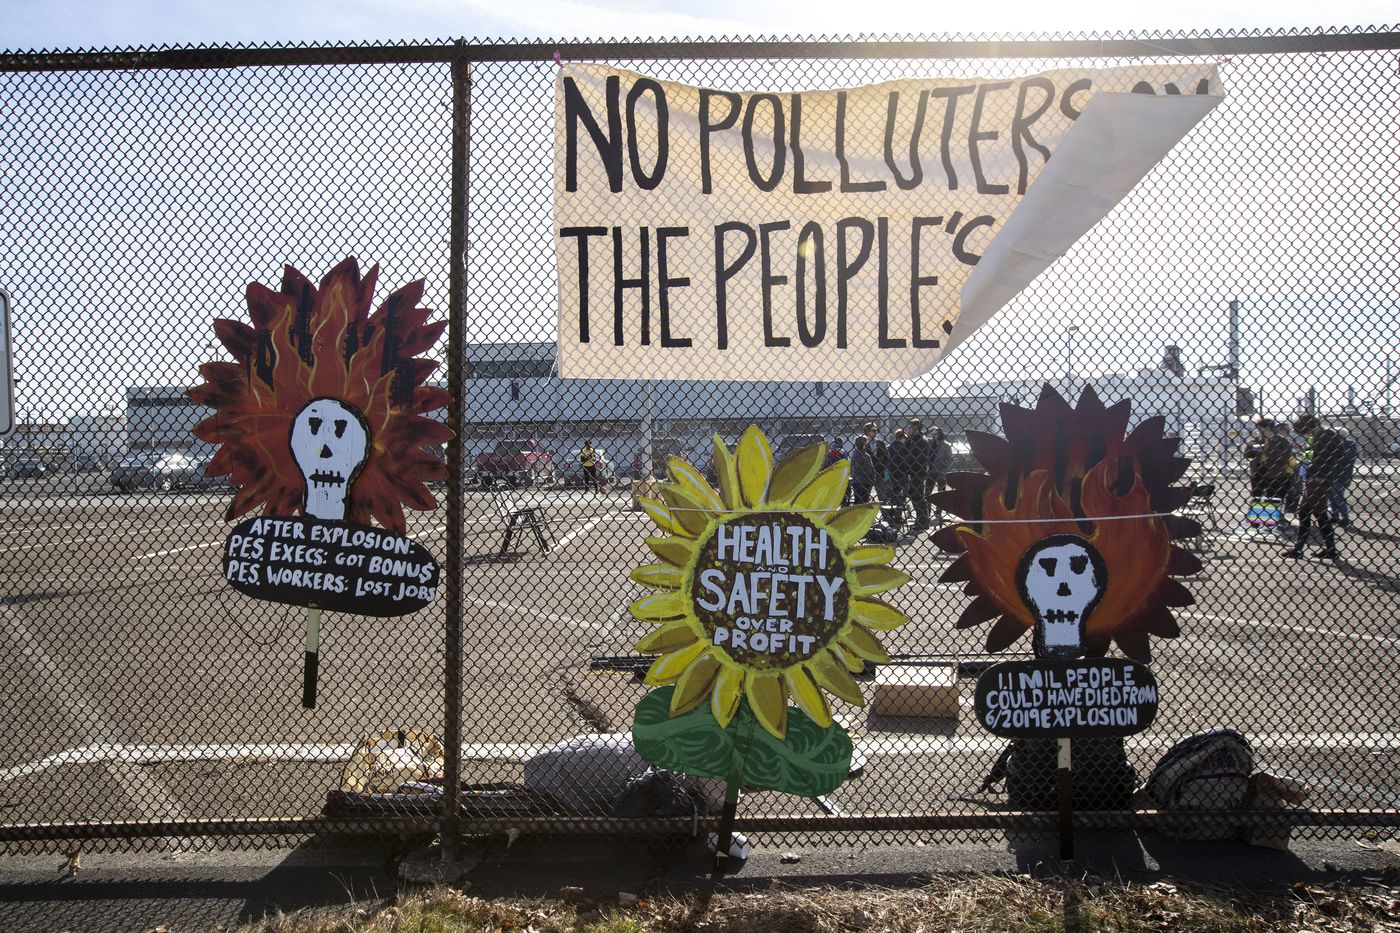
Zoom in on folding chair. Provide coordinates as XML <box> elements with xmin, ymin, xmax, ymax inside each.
<box><xmin>1178</xmin><ymin>481</ymin><xmax>1219</xmax><ymax>553</ymax></box>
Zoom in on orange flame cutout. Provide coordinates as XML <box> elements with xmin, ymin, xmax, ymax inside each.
<box><xmin>932</xmin><ymin>385</ymin><xmax>1200</xmax><ymax>660</ymax></box>
<box><xmin>188</xmin><ymin>258</ymin><xmax>451</xmax><ymax>534</ymax></box>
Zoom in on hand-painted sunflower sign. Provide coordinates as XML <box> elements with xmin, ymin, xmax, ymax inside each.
<box><xmin>628</xmin><ymin>426</ymin><xmax>911</xmax><ymax>797</ymax></box>
<box><xmin>188</xmin><ymin>258</ymin><xmax>451</xmax><ymax>705</ymax></box>
<box><xmin>933</xmin><ymin>385</ymin><xmax>1197</xmax><ymax>739</ymax></box>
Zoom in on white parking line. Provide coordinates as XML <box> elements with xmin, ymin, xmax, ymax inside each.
<box><xmin>0</xmin><ymin>520</ymin><xmax>228</xmax><ymax>555</ymax></box>
<box><xmin>138</xmin><ymin>541</ymin><xmax>223</xmax><ymax>560</ymax></box>
<box><xmin>6</xmin><ymin>733</ymin><xmax>1397</xmax><ymax>783</ymax></box>
<box><xmin>464</xmin><ymin>596</ymin><xmax>606</xmax><ymax>633</ymax></box>
<box><xmin>856</xmin><ymin>731</ymin><xmax>1400</xmax><ymax>757</ymax></box>
<box><xmin>1179</xmin><ymin>609</ymin><xmax>1400</xmax><ymax>645</ymax></box>
<box><xmin>1</xmin><ymin>532</ymin><xmax>176</xmax><ymax>555</ymax></box>
<box><xmin>9</xmin><ymin>517</ymin><xmax>225</xmax><ymax>537</ymax></box>
<box><xmin>553</xmin><ymin>508</ymin><xmax>630</xmax><ymax>552</ymax></box>
<box><xmin>0</xmin><ymin>609</ymin><xmax>189</xmax><ymax>821</ymax></box>
<box><xmin>0</xmin><ymin>741</ymin><xmax>554</xmax><ymax>781</ymax></box>
<box><xmin>1272</xmin><ymin>771</ymin><xmax>1400</xmax><ymax>809</ymax></box>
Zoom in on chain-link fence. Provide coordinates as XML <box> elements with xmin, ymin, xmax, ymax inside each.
<box><xmin>0</xmin><ymin>29</ymin><xmax>1397</xmax><ymax>854</ymax></box>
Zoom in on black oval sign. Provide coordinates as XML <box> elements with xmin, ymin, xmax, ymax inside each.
<box><xmin>974</xmin><ymin>658</ymin><xmax>1158</xmax><ymax>738</ymax></box>
<box><xmin>222</xmin><ymin>515</ymin><xmax>440</xmax><ymax>617</ymax></box>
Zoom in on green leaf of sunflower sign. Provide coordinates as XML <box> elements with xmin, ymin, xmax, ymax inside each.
<box><xmin>627</xmin><ymin>425</ymin><xmax>912</xmax><ymax>797</ymax></box>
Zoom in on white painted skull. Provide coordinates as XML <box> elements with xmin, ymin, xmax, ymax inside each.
<box><xmin>290</xmin><ymin>398</ymin><xmax>369</xmax><ymax>521</ymax></box>
<box><xmin>1017</xmin><ymin>535</ymin><xmax>1106</xmax><ymax>659</ymax></box>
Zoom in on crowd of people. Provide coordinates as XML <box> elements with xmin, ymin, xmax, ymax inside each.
<box><xmin>826</xmin><ymin>419</ymin><xmax>954</xmax><ymax>533</ymax></box>
<box><xmin>1245</xmin><ymin>414</ymin><xmax>1358</xmax><ymax>561</ymax></box>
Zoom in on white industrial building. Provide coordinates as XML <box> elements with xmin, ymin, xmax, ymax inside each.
<box><xmin>961</xmin><ymin>369</ymin><xmax>1241</xmax><ymax>474</ymax></box>
<box><xmin>124</xmin><ymin>342</ymin><xmax>1003</xmax><ymax>469</ymax></box>
<box><xmin>62</xmin><ymin>413</ymin><xmax>127</xmax><ymax>469</ymax></box>
<box><xmin>122</xmin><ymin>341</ymin><xmax>1259</xmax><ymax>476</ymax></box>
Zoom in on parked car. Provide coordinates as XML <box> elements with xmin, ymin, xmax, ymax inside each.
<box><xmin>4</xmin><ymin>457</ymin><xmax>49</xmax><ymax>479</ymax></box>
<box><xmin>110</xmin><ymin>450</ymin><xmax>224</xmax><ymax>492</ymax></box>
<box><xmin>560</xmin><ymin>447</ymin><xmax>617</xmax><ymax>489</ymax></box>
<box><xmin>473</xmin><ymin>438</ymin><xmax>556</xmax><ymax>488</ymax></box>
<box><xmin>948</xmin><ymin>438</ymin><xmax>981</xmax><ymax>473</ymax></box>
<box><xmin>774</xmin><ymin>433</ymin><xmax>826</xmax><ymax>463</ymax></box>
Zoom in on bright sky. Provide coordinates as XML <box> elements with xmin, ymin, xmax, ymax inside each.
<box><xmin>3</xmin><ymin>0</ymin><xmax>1394</xmax><ymax>49</ymax></box>
<box><xmin>1</xmin><ymin>2</ymin><xmax>1395</xmax><ymax>426</ymax></box>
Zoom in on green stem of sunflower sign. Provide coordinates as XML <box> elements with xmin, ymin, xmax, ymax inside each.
<box><xmin>302</xmin><ymin>607</ymin><xmax>321</xmax><ymax>709</ymax></box>
<box><xmin>714</xmin><ymin>700</ymin><xmax>756</xmax><ymax>872</ymax></box>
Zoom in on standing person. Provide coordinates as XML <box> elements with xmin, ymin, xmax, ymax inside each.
<box><xmin>1286</xmin><ymin>415</ymin><xmax>1342</xmax><ymax>560</ymax></box>
<box><xmin>1330</xmin><ymin>428</ymin><xmax>1358</xmax><ymax>531</ymax></box>
<box><xmin>850</xmin><ymin>435</ymin><xmax>877</xmax><ymax>504</ymax></box>
<box><xmin>579</xmin><ymin>440</ymin><xmax>599</xmax><ymax>492</ymax></box>
<box><xmin>863</xmin><ymin>421</ymin><xmax>889</xmax><ymax>500</ymax></box>
<box><xmin>888</xmin><ymin>428</ymin><xmax>912</xmax><ymax>524</ymax></box>
<box><xmin>929</xmin><ymin>427</ymin><xmax>953</xmax><ymax>523</ymax></box>
<box><xmin>1277</xmin><ymin>422</ymin><xmax>1302</xmax><ymax>520</ymax></box>
<box><xmin>1246</xmin><ymin>419</ymin><xmax>1293</xmax><ymax>502</ymax></box>
<box><xmin>906</xmin><ymin>418</ymin><xmax>932</xmax><ymax>532</ymax></box>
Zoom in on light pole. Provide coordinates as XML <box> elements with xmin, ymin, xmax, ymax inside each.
<box><xmin>1065</xmin><ymin>325</ymin><xmax>1081</xmax><ymax>381</ymax></box>
<box><xmin>1384</xmin><ymin>357</ymin><xmax>1397</xmax><ymax>418</ymax></box>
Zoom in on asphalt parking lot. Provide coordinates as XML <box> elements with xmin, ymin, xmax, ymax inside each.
<box><xmin>1</xmin><ymin>465</ymin><xmax>1398</xmax><ymax>836</ymax></box>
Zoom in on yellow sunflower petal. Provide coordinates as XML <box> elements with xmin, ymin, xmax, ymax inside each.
<box><xmin>645</xmin><ymin>536</ymin><xmax>693</xmax><ymax>568</ymax></box>
<box><xmin>711</xmin><ymin>665</ymin><xmax>744</xmax><ymax>727</ymax></box>
<box><xmin>851</xmin><ymin>597</ymin><xmax>910</xmax><ymax>631</ymax></box>
<box><xmin>841</xmin><ymin>624</ymin><xmax>892</xmax><ymax>663</ymax></box>
<box><xmin>711</xmin><ymin>434</ymin><xmax>742</xmax><ymax>512</ymax></box>
<box><xmin>745</xmin><ymin>671</ymin><xmax>788</xmax><ymax>738</ymax></box>
<box><xmin>629</xmin><ymin>563</ymin><xmax>683</xmax><ymax>588</ymax></box>
<box><xmin>670</xmin><ymin>653</ymin><xmax>722</xmax><ymax>715</ymax></box>
<box><xmin>846</xmin><ymin>544</ymin><xmax>895</xmax><ymax>568</ymax></box>
<box><xmin>825</xmin><ymin>503</ymin><xmax>880</xmax><ymax>546</ymax></box>
<box><xmin>810</xmin><ymin>650</ymin><xmax>866</xmax><ymax>706</ymax></box>
<box><xmin>658</xmin><ymin>486</ymin><xmax>715</xmax><ymax>538</ymax></box>
<box><xmin>628</xmin><ymin>591</ymin><xmax>687</xmax><ymax>622</ymax></box>
<box><xmin>792</xmin><ymin>460</ymin><xmax>851</xmax><ymax>513</ymax></box>
<box><xmin>639</xmin><ymin>497</ymin><xmax>689</xmax><ymax>537</ymax></box>
<box><xmin>736</xmin><ymin>425</ymin><xmax>774</xmax><ymax>508</ymax></box>
<box><xmin>766</xmin><ymin>442</ymin><xmax>827</xmax><ymax>505</ymax></box>
<box><xmin>666</xmin><ymin>457</ymin><xmax>725</xmax><ymax>512</ymax></box>
<box><xmin>644</xmin><ymin>641</ymin><xmax>709</xmax><ymax>686</ymax></box>
<box><xmin>853</xmin><ymin>565</ymin><xmax>911</xmax><ymax>595</ymax></box>
<box><xmin>784</xmin><ymin>667</ymin><xmax>833</xmax><ymax>728</ymax></box>
<box><xmin>636</xmin><ymin>620</ymin><xmax>702</xmax><ymax>654</ymax></box>
<box><xmin>832</xmin><ymin>642</ymin><xmax>868</xmax><ymax>672</ymax></box>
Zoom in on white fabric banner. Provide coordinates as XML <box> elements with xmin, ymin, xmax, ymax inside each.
<box><xmin>555</xmin><ymin>63</ymin><xmax>1222</xmax><ymax>381</ymax></box>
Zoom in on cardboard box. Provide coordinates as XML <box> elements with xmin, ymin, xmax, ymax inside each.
<box><xmin>1243</xmin><ymin>771</ymin><xmax>1310</xmax><ymax>850</ymax></box>
<box><xmin>871</xmin><ymin>664</ymin><xmax>960</xmax><ymax>719</ymax></box>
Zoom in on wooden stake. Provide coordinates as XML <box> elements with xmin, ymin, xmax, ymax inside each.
<box><xmin>302</xmin><ymin>607</ymin><xmax>321</xmax><ymax>709</ymax></box>
<box><xmin>1057</xmin><ymin>736</ymin><xmax>1073</xmax><ymax>860</ymax></box>
<box><xmin>713</xmin><ymin>712</ymin><xmax>755</xmax><ymax>874</ymax></box>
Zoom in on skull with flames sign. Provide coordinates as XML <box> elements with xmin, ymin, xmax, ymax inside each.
<box><xmin>931</xmin><ymin>385</ymin><xmax>1201</xmax><ymax>661</ymax></box>
<box><xmin>187</xmin><ymin>258</ymin><xmax>451</xmax><ymax>533</ymax></box>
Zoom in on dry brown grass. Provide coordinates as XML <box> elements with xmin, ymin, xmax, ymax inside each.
<box><xmin>238</xmin><ymin>874</ymin><xmax>1400</xmax><ymax>933</ymax></box>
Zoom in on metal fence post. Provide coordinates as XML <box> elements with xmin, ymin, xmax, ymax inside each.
<box><xmin>441</xmin><ymin>42</ymin><xmax>470</xmax><ymax>866</ymax></box>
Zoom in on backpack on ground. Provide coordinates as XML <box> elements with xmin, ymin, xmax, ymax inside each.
<box><xmin>982</xmin><ymin>737</ymin><xmax>1137</xmax><ymax>811</ymax></box>
<box><xmin>611</xmin><ymin>768</ymin><xmax>707</xmax><ymax>835</ymax></box>
<box><xmin>1146</xmin><ymin>729</ymin><xmax>1253</xmax><ymax>811</ymax></box>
